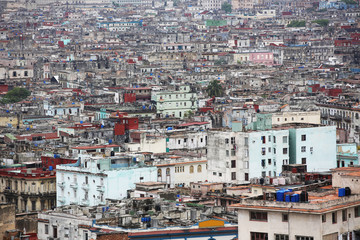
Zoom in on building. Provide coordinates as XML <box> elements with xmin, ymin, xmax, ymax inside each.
<box><xmin>0</xmin><ymin>203</ymin><xmax>15</xmax><ymax>239</ymax></box>
<box><xmin>56</xmin><ymin>155</ymin><xmax>157</xmax><ymax>207</ymax></box>
<box><xmin>207</xmin><ymin>128</ymin><xmax>290</xmax><ymax>184</ymax></box>
<box><xmin>0</xmin><ymin>167</ymin><xmax>56</xmax><ymax>213</ymax></box>
<box><xmin>272</xmin><ymin>111</ymin><xmax>321</xmax><ymax>127</ymax></box>
<box><xmin>156</xmin><ymin>159</ymin><xmax>208</xmax><ymax>188</ymax></box>
<box><xmin>198</xmin><ymin>0</ymin><xmax>224</xmax><ymax>10</ymax></box>
<box><xmin>289</xmin><ymin>126</ymin><xmax>337</xmax><ymax>172</ymax></box>
<box><xmin>336</xmin><ymin>143</ymin><xmax>358</xmax><ymax>168</ymax></box>
<box><xmin>232</xmin><ymin>173</ymin><xmax>360</xmax><ymax>240</ymax></box>
<box><xmin>154</xmin><ymin>86</ymin><xmax>198</xmax><ymax>119</ymax></box>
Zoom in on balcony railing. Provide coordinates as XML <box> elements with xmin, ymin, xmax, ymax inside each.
<box><xmin>96</xmin><ymin>185</ymin><xmax>105</xmax><ymax>192</ymax></box>
<box><xmin>82</xmin><ymin>183</ymin><xmax>89</xmax><ymax>190</ymax></box>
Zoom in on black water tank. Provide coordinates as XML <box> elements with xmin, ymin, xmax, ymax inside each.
<box><xmin>110</xmin><ymin>151</ymin><xmax>115</xmax><ymax>156</ymax></box>
<box><xmin>345</xmin><ymin>187</ymin><xmax>351</xmax><ymax>196</ymax></box>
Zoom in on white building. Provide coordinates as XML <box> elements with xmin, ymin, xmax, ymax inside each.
<box><xmin>198</xmin><ymin>0</ymin><xmax>224</xmax><ymax>10</ymax></box>
<box><xmin>56</xmin><ymin>155</ymin><xmax>157</xmax><ymax>207</ymax></box>
<box><xmin>207</xmin><ymin>129</ymin><xmax>289</xmax><ymax>184</ymax></box>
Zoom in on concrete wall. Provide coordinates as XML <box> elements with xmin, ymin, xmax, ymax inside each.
<box><xmin>0</xmin><ymin>204</ymin><xmax>15</xmax><ymax>239</ymax></box>
<box><xmin>272</xmin><ymin>111</ymin><xmax>321</xmax><ymax>126</ymax></box>
<box><xmin>289</xmin><ymin>126</ymin><xmax>337</xmax><ymax>172</ymax></box>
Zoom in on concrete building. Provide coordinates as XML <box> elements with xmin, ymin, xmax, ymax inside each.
<box><xmin>0</xmin><ymin>168</ymin><xmax>56</xmax><ymax>213</ymax></box>
<box><xmin>272</xmin><ymin>111</ymin><xmax>321</xmax><ymax>126</ymax></box>
<box><xmin>56</xmin><ymin>155</ymin><xmax>157</xmax><ymax>207</ymax></box>
<box><xmin>336</xmin><ymin>143</ymin><xmax>358</xmax><ymax>168</ymax></box>
<box><xmin>289</xmin><ymin>126</ymin><xmax>337</xmax><ymax>172</ymax></box>
<box><xmin>0</xmin><ymin>204</ymin><xmax>15</xmax><ymax>239</ymax></box>
<box><xmin>198</xmin><ymin>0</ymin><xmax>224</xmax><ymax>10</ymax></box>
<box><xmin>153</xmin><ymin>86</ymin><xmax>198</xmax><ymax>119</ymax></box>
<box><xmin>156</xmin><ymin>159</ymin><xmax>208</xmax><ymax>188</ymax></box>
<box><xmin>207</xmin><ymin>128</ymin><xmax>290</xmax><ymax>184</ymax></box>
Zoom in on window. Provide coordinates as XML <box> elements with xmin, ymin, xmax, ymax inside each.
<box><xmin>302</xmin><ymin>158</ymin><xmax>306</xmax><ymax>164</ymax></box>
<box><xmin>262</xmin><ymin>148</ymin><xmax>266</xmax><ymax>155</ymax></box>
<box><xmin>283</xmin><ymin>148</ymin><xmax>288</xmax><ymax>154</ymax></box>
<box><xmin>231</xmin><ymin>137</ymin><xmax>235</xmax><ymax>144</ymax></box>
<box><xmin>251</xmin><ymin>232</ymin><xmax>268</xmax><ymax>240</ymax></box>
<box><xmin>231</xmin><ymin>160</ymin><xmax>236</xmax><ymax>168</ymax></box>
<box><xmin>273</xmin><ymin>136</ymin><xmax>276</xmax><ymax>143</ymax></box>
<box><xmin>261</xmin><ymin>159</ymin><xmax>265</xmax><ymax>167</ymax></box>
<box><xmin>225</xmin><ymin>138</ymin><xmax>229</xmax><ymax>144</ymax></box>
<box><xmin>268</xmin><ymin>147</ymin><xmax>271</xmax><ymax>153</ymax></box>
<box><xmin>268</xmin><ymin>135</ymin><xmax>271</xmax><ymax>142</ymax></box>
<box><xmin>226</xmin><ymin>150</ymin><xmax>229</xmax><ymax>157</ymax></box>
<box><xmin>282</xmin><ymin>213</ymin><xmax>288</xmax><ymax>222</ymax></box>
<box><xmin>184</xmin><ymin>138</ymin><xmax>187</xmax><ymax>143</ymax></box>
<box><xmin>166</xmin><ymin>168</ymin><xmax>170</xmax><ymax>176</ymax></box>
<box><xmin>301</xmin><ymin>146</ymin><xmax>306</xmax><ymax>152</ymax></box>
<box><xmin>301</xmin><ymin>134</ymin><xmax>306</xmax><ymax>141</ymax></box>
<box><xmin>84</xmin><ymin>230</ymin><xmax>88</xmax><ymax>240</ymax></box>
<box><xmin>213</xmin><ymin>172</ymin><xmax>217</xmax><ymax>176</ymax></box>
<box><xmin>190</xmin><ymin>165</ymin><xmax>194</xmax><ymax>173</ymax></box>
<box><xmin>157</xmin><ymin>169</ymin><xmax>162</xmax><ymax>177</ymax></box>
<box><xmin>268</xmin><ymin>159</ymin><xmax>271</xmax><ymax>165</ymax></box>
<box><xmin>283</xmin><ymin>136</ymin><xmax>287</xmax><ymax>143</ymax></box>
<box><xmin>231</xmin><ymin>149</ymin><xmax>236</xmax><ymax>156</ymax></box>
<box><xmin>275</xmin><ymin>234</ymin><xmax>289</xmax><ymax>240</ymax></box>
<box><xmin>322</xmin><ymin>214</ymin><xmax>326</xmax><ymax>222</ymax></box>
<box><xmin>24</xmin><ymin>71</ymin><xmax>28</xmax><ymax>76</ymax></box>
<box><xmin>245</xmin><ymin>137</ymin><xmax>249</xmax><ymax>146</ymax></box>
<box><xmin>355</xmin><ymin>206</ymin><xmax>360</xmax><ymax>217</ymax></box>
<box><xmin>45</xmin><ymin>224</ymin><xmax>49</xmax><ymax>234</ymax></box>
<box><xmin>261</xmin><ymin>136</ymin><xmax>266</xmax><ymax>144</ymax></box>
<box><xmin>197</xmin><ymin>165</ymin><xmax>202</xmax><ymax>173</ymax></box>
<box><xmin>245</xmin><ymin>173</ymin><xmax>249</xmax><ymax>181</ymax></box>
<box><xmin>231</xmin><ymin>172</ymin><xmax>236</xmax><ymax>180</ymax></box>
<box><xmin>64</xmin><ymin>227</ymin><xmax>69</xmax><ymax>238</ymax></box>
<box><xmin>342</xmin><ymin>209</ymin><xmax>347</xmax><ymax>222</ymax></box>
<box><xmin>332</xmin><ymin>212</ymin><xmax>337</xmax><ymax>224</ymax></box>
<box><xmin>273</xmin><ymin>148</ymin><xmax>276</xmax><ymax>154</ymax></box>
<box><xmin>296</xmin><ymin>237</ymin><xmax>313</xmax><ymax>240</ymax></box>
<box><xmin>219</xmin><ymin>173</ymin><xmax>222</xmax><ymax>177</ymax></box>
<box><xmin>85</xmin><ymin>176</ymin><xmax>88</xmax><ymax>184</ymax></box>
<box><xmin>250</xmin><ymin>212</ymin><xmax>267</xmax><ymax>221</ymax></box>
<box><xmin>32</xmin><ymin>200</ymin><xmax>36</xmax><ymax>211</ymax></box>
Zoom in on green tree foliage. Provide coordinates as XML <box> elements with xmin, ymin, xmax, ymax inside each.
<box><xmin>287</xmin><ymin>20</ymin><xmax>306</xmax><ymax>27</ymax></box>
<box><xmin>206</xmin><ymin>80</ymin><xmax>224</xmax><ymax>97</ymax></box>
<box><xmin>1</xmin><ymin>88</ymin><xmax>31</xmax><ymax>104</ymax></box>
<box><xmin>221</xmin><ymin>2</ymin><xmax>232</xmax><ymax>13</ymax></box>
<box><xmin>312</xmin><ymin>19</ymin><xmax>329</xmax><ymax>27</ymax></box>
<box><xmin>341</xmin><ymin>0</ymin><xmax>357</xmax><ymax>4</ymax></box>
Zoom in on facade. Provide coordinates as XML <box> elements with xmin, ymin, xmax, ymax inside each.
<box><xmin>156</xmin><ymin>159</ymin><xmax>208</xmax><ymax>188</ymax></box>
<box><xmin>207</xmin><ymin>128</ymin><xmax>290</xmax><ymax>184</ymax></box>
<box><xmin>272</xmin><ymin>111</ymin><xmax>321</xmax><ymax>126</ymax></box>
<box><xmin>0</xmin><ymin>168</ymin><xmax>56</xmax><ymax>213</ymax></box>
<box><xmin>0</xmin><ymin>204</ymin><xmax>15</xmax><ymax>240</ymax></box>
<box><xmin>336</xmin><ymin>143</ymin><xmax>358</xmax><ymax>168</ymax></box>
<box><xmin>154</xmin><ymin>86</ymin><xmax>198</xmax><ymax>119</ymax></box>
<box><xmin>198</xmin><ymin>0</ymin><xmax>224</xmax><ymax>10</ymax></box>
<box><xmin>56</xmin><ymin>156</ymin><xmax>157</xmax><ymax>207</ymax></box>
<box><xmin>97</xmin><ymin>21</ymin><xmax>143</xmax><ymax>32</ymax></box>
<box><xmin>289</xmin><ymin>126</ymin><xmax>337</xmax><ymax>172</ymax></box>
<box><xmin>234</xmin><ymin>194</ymin><xmax>360</xmax><ymax>240</ymax></box>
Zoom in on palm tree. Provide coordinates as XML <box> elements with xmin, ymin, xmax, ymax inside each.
<box><xmin>206</xmin><ymin>80</ymin><xmax>224</xmax><ymax>97</ymax></box>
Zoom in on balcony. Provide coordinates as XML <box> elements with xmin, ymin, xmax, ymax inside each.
<box><xmin>344</xmin><ymin>116</ymin><xmax>351</xmax><ymax>122</ymax></box>
<box><xmin>96</xmin><ymin>185</ymin><xmax>105</xmax><ymax>192</ymax></box>
<box><xmin>329</xmin><ymin>114</ymin><xmax>342</xmax><ymax>121</ymax></box>
<box><xmin>81</xmin><ymin>183</ymin><xmax>89</xmax><ymax>190</ymax></box>
<box><xmin>58</xmin><ymin>182</ymin><xmax>65</xmax><ymax>189</ymax></box>
<box><xmin>70</xmin><ymin>183</ymin><xmax>78</xmax><ymax>189</ymax></box>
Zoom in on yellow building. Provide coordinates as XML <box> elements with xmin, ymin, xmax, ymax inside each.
<box><xmin>0</xmin><ymin>114</ymin><xmax>23</xmax><ymax>128</ymax></box>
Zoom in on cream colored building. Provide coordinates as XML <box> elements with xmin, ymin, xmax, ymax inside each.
<box><xmin>272</xmin><ymin>111</ymin><xmax>321</xmax><ymax>126</ymax></box>
<box><xmin>156</xmin><ymin>159</ymin><xmax>207</xmax><ymax>188</ymax></box>
<box><xmin>0</xmin><ymin>169</ymin><xmax>56</xmax><ymax>213</ymax></box>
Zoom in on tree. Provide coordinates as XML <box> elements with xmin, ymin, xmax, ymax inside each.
<box><xmin>206</xmin><ymin>80</ymin><xmax>224</xmax><ymax>97</ymax></box>
<box><xmin>221</xmin><ymin>2</ymin><xmax>232</xmax><ymax>13</ymax></box>
<box><xmin>312</xmin><ymin>19</ymin><xmax>329</xmax><ymax>27</ymax></box>
<box><xmin>287</xmin><ymin>20</ymin><xmax>306</xmax><ymax>28</ymax></box>
<box><xmin>1</xmin><ymin>88</ymin><xmax>31</xmax><ymax>104</ymax></box>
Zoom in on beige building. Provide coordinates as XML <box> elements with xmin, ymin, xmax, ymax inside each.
<box><xmin>0</xmin><ymin>114</ymin><xmax>23</xmax><ymax>128</ymax></box>
<box><xmin>332</xmin><ymin>167</ymin><xmax>360</xmax><ymax>194</ymax></box>
<box><xmin>272</xmin><ymin>111</ymin><xmax>321</xmax><ymax>126</ymax></box>
<box><xmin>0</xmin><ymin>169</ymin><xmax>56</xmax><ymax>213</ymax></box>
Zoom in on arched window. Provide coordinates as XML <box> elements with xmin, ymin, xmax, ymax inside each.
<box><xmin>190</xmin><ymin>165</ymin><xmax>194</xmax><ymax>174</ymax></box>
<box><xmin>197</xmin><ymin>165</ymin><xmax>202</xmax><ymax>173</ymax></box>
<box><xmin>166</xmin><ymin>168</ymin><xmax>170</xmax><ymax>176</ymax></box>
<box><xmin>157</xmin><ymin>169</ymin><xmax>162</xmax><ymax>177</ymax></box>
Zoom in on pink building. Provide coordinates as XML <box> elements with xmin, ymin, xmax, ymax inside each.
<box><xmin>249</xmin><ymin>52</ymin><xmax>274</xmax><ymax>66</ymax></box>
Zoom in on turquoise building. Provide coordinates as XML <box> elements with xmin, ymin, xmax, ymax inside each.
<box><xmin>337</xmin><ymin>143</ymin><xmax>358</xmax><ymax>168</ymax></box>
<box><xmin>289</xmin><ymin>126</ymin><xmax>336</xmax><ymax>172</ymax></box>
